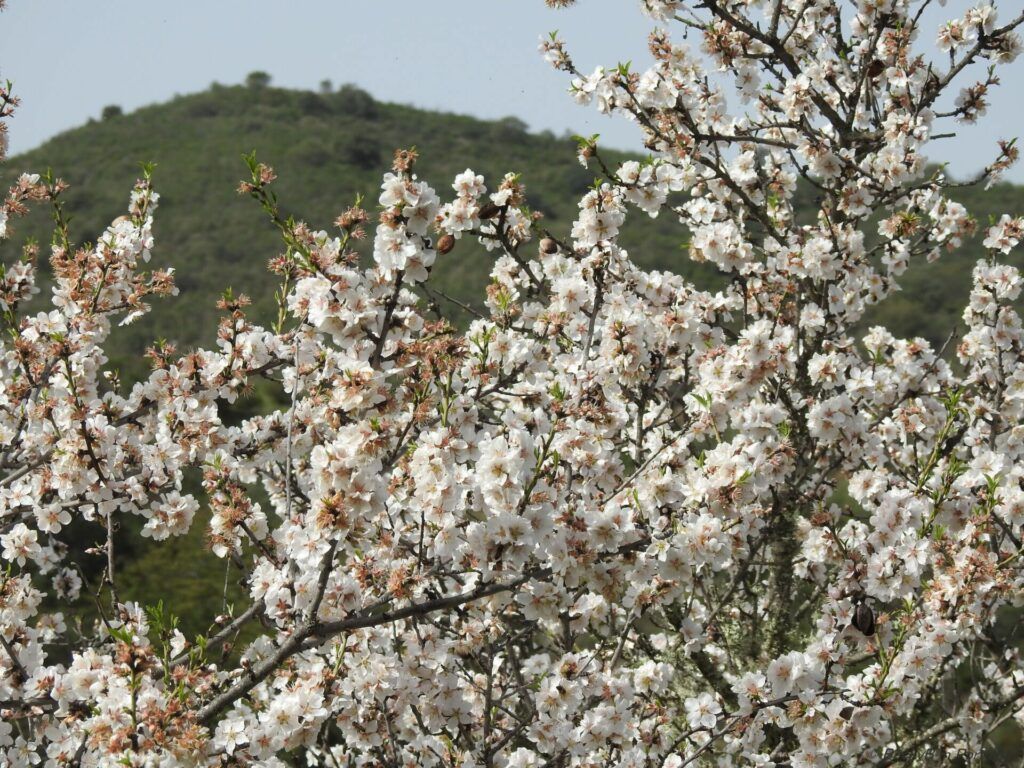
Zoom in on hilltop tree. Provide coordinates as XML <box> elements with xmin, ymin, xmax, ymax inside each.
<box><xmin>245</xmin><ymin>70</ymin><xmax>272</xmax><ymax>89</ymax></box>
<box><xmin>2</xmin><ymin>1</ymin><xmax>1024</xmax><ymax>767</ymax></box>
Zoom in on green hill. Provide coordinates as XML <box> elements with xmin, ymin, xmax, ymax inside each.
<box><xmin>2</xmin><ymin>80</ymin><xmax>1022</xmax><ymax>634</ymax></box>
<box><xmin>5</xmin><ymin>81</ymin><xmax>1021</xmax><ymax>376</ymax></box>
<box><xmin>1</xmin><ymin>82</ymin><xmax>716</xmax><ymax>384</ymax></box>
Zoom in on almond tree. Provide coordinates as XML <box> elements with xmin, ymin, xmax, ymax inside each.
<box><xmin>2</xmin><ymin>1</ymin><xmax>1024</xmax><ymax>766</ymax></box>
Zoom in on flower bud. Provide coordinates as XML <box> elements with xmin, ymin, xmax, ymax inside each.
<box><xmin>539</xmin><ymin>237</ymin><xmax>558</xmax><ymax>255</ymax></box>
<box><xmin>852</xmin><ymin>601</ymin><xmax>875</xmax><ymax>636</ymax></box>
<box><xmin>478</xmin><ymin>202</ymin><xmax>501</xmax><ymax>220</ymax></box>
<box><xmin>437</xmin><ymin>234</ymin><xmax>455</xmax><ymax>255</ymax></box>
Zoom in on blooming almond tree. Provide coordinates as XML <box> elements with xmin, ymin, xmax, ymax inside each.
<box><xmin>3</xmin><ymin>0</ymin><xmax>1024</xmax><ymax>766</ymax></box>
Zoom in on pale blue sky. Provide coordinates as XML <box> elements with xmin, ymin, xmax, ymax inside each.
<box><xmin>1</xmin><ymin>1</ymin><xmax>1022</xmax><ymax>182</ymax></box>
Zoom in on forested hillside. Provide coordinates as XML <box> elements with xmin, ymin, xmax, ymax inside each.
<box><xmin>3</xmin><ymin>80</ymin><xmax>1022</xmax><ymax>632</ymax></box>
<box><xmin>5</xmin><ymin>81</ymin><xmax>1022</xmax><ymax>373</ymax></box>
<box><xmin>3</xmin><ymin>81</ymin><xmax>712</xmax><ymax>383</ymax></box>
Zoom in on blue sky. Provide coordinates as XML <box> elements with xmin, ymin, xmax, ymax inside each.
<box><xmin>1</xmin><ymin>0</ymin><xmax>1022</xmax><ymax>182</ymax></box>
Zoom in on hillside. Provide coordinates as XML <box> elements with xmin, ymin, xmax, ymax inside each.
<box><xmin>3</xmin><ymin>81</ymin><xmax>1023</xmax><ymax>634</ymax></box>
<box><xmin>0</xmin><ymin>82</ymin><xmax>709</xmax><ymax>384</ymax></box>
<box><xmin>4</xmin><ymin>81</ymin><xmax>1022</xmax><ymax>378</ymax></box>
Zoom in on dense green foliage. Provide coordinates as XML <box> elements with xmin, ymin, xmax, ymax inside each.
<box><xmin>3</xmin><ymin>81</ymin><xmax>1021</xmax><ymax>633</ymax></box>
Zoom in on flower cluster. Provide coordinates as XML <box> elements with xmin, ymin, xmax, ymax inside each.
<box><xmin>2</xmin><ymin>1</ymin><xmax>1024</xmax><ymax>767</ymax></box>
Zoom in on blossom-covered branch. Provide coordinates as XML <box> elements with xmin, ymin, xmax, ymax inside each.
<box><xmin>2</xmin><ymin>1</ymin><xmax>1024</xmax><ymax>766</ymax></box>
